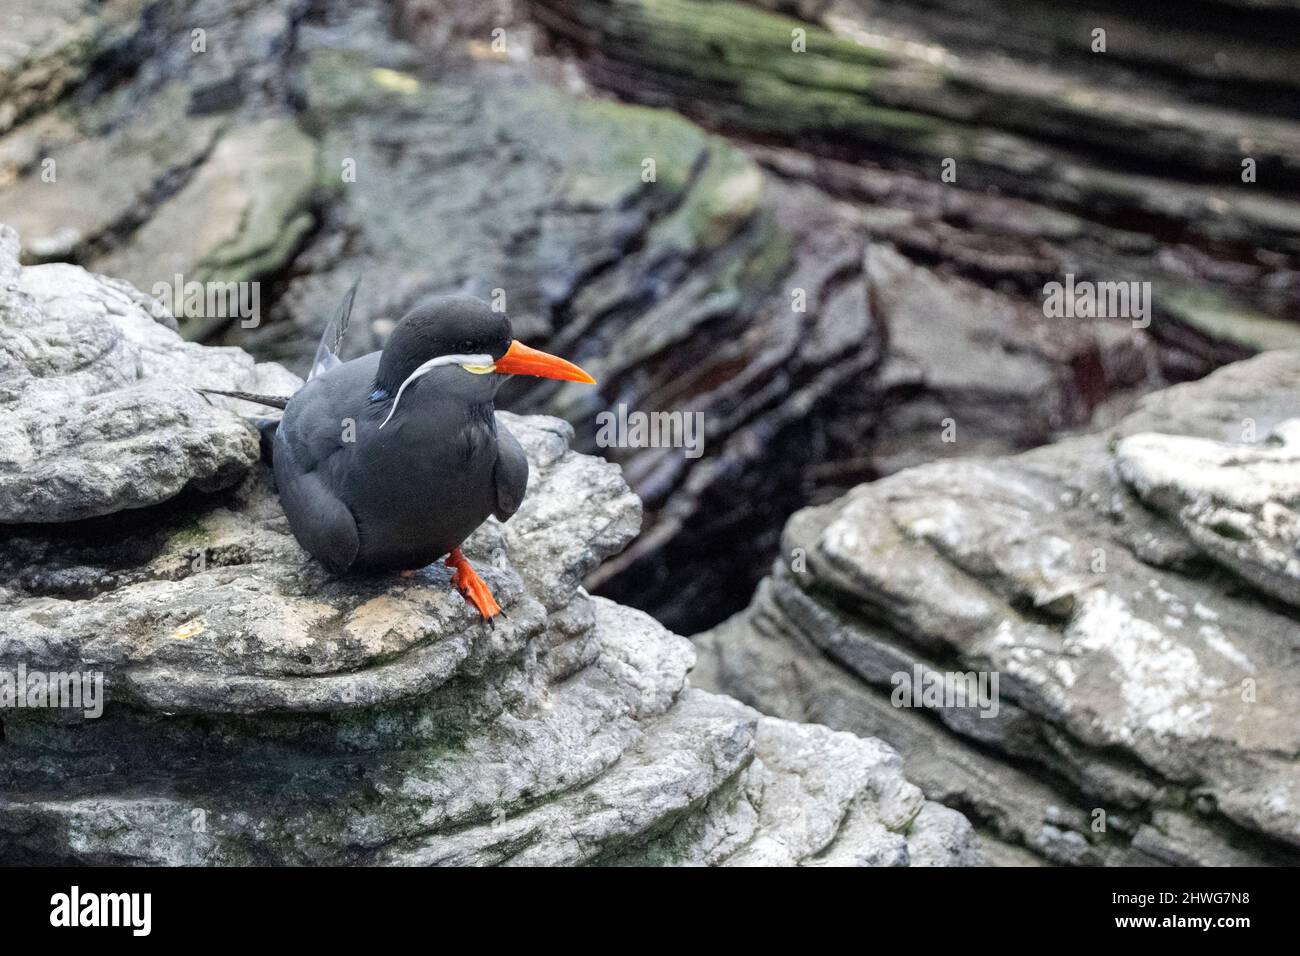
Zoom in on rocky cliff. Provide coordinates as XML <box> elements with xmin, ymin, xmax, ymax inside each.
<box><xmin>696</xmin><ymin>349</ymin><xmax>1300</xmax><ymax>866</ymax></box>
<box><xmin>0</xmin><ymin>228</ymin><xmax>980</xmax><ymax>866</ymax></box>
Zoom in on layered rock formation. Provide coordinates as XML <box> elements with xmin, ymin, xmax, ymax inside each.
<box><xmin>530</xmin><ymin>0</ymin><xmax>1300</xmax><ymax>623</ymax></box>
<box><xmin>6</xmin><ymin>0</ymin><xmax>1255</xmax><ymax>632</ymax></box>
<box><xmin>696</xmin><ymin>350</ymin><xmax>1300</xmax><ymax>866</ymax></box>
<box><xmin>5</xmin><ymin>0</ymin><xmax>1296</xmax><ymax>868</ymax></box>
<box><xmin>0</xmin><ymin>234</ymin><xmax>980</xmax><ymax>866</ymax></box>
<box><xmin>536</xmin><ymin>0</ymin><xmax>1300</xmax><ymax>358</ymax></box>
<box><xmin>0</xmin><ymin>226</ymin><xmax>298</xmax><ymax>523</ymax></box>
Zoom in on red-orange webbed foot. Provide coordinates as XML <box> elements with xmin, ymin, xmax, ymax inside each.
<box><xmin>445</xmin><ymin>547</ymin><xmax>501</xmax><ymax>621</ymax></box>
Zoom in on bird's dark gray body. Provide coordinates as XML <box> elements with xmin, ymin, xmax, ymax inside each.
<box><xmin>273</xmin><ymin>349</ymin><xmax>528</xmax><ymax>574</ymax></box>
<box><xmin>198</xmin><ymin>289</ymin><xmax>591</xmax><ymax>598</ymax></box>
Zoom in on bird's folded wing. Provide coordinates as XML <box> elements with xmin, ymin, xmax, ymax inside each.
<box><xmin>492</xmin><ymin>419</ymin><xmax>529</xmax><ymax>522</ymax></box>
<box><xmin>275</xmin><ymin>386</ymin><xmax>360</xmax><ymax>572</ymax></box>
<box><xmin>276</xmin><ymin>457</ymin><xmax>359</xmax><ymax>573</ymax></box>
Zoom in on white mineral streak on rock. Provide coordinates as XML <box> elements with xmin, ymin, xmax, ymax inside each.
<box><xmin>1117</xmin><ymin>424</ymin><xmax>1300</xmax><ymax>607</ymax></box>
<box><xmin>1066</xmin><ymin>590</ymin><xmax>1219</xmax><ymax>740</ymax></box>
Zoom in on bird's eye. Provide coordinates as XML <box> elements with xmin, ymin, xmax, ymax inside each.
<box><xmin>460</xmin><ymin>340</ymin><xmax>475</xmax><ymax>353</ymax></box>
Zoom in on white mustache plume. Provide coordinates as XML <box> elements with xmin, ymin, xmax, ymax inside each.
<box><xmin>377</xmin><ymin>353</ymin><xmax>494</xmax><ymax>429</ymax></box>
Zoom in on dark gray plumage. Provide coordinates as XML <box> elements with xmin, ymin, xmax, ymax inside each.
<box><xmin>199</xmin><ymin>288</ymin><xmax>594</xmax><ymax>617</ymax></box>
<box><xmin>273</xmin><ymin>295</ymin><xmax>527</xmax><ymax>574</ymax></box>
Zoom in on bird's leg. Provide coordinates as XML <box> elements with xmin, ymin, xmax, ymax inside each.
<box><xmin>445</xmin><ymin>547</ymin><xmax>501</xmax><ymax>620</ymax></box>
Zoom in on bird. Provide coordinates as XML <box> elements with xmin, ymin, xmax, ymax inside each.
<box><xmin>199</xmin><ymin>283</ymin><xmax>596</xmax><ymax>620</ymax></box>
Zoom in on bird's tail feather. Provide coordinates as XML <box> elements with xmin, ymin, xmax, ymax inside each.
<box><xmin>196</xmin><ymin>387</ymin><xmax>292</xmax><ymax>410</ymax></box>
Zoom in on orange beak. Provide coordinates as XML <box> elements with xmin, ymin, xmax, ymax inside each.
<box><xmin>494</xmin><ymin>340</ymin><xmax>596</xmax><ymax>384</ymax></box>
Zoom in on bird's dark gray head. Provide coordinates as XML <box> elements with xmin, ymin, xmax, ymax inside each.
<box><xmin>376</xmin><ymin>294</ymin><xmax>512</xmax><ymax>393</ymax></box>
<box><xmin>372</xmin><ymin>293</ymin><xmax>596</xmax><ymax>429</ymax></box>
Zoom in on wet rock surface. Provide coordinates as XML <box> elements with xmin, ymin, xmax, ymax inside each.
<box><xmin>537</xmin><ymin>0</ymin><xmax>1300</xmax><ymax>349</ymax></box>
<box><xmin>0</xmin><ymin>254</ymin><xmax>979</xmax><ymax>866</ymax></box>
<box><xmin>696</xmin><ymin>350</ymin><xmax>1300</xmax><ymax>866</ymax></box>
